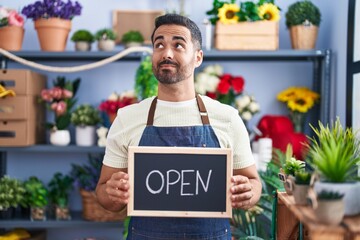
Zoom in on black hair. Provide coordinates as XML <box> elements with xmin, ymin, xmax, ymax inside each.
<box><xmin>151</xmin><ymin>14</ymin><xmax>202</xmax><ymax>50</ymax></box>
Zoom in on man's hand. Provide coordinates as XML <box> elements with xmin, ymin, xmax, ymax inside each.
<box><xmin>230</xmin><ymin>175</ymin><xmax>254</xmax><ymax>210</ymax></box>
<box><xmin>105</xmin><ymin>171</ymin><xmax>130</xmax><ymax>205</ymax></box>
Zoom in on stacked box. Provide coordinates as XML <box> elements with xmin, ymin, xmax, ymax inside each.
<box><xmin>0</xmin><ymin>70</ymin><xmax>46</xmax><ymax>146</ymax></box>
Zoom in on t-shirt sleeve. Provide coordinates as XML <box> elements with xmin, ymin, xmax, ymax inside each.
<box><xmin>102</xmin><ymin>116</ymin><xmax>129</xmax><ymax>169</ymax></box>
<box><xmin>230</xmin><ymin>111</ymin><xmax>255</xmax><ymax>169</ymax></box>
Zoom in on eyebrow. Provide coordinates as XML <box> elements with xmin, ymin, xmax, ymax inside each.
<box><xmin>153</xmin><ymin>35</ymin><xmax>187</xmax><ymax>43</ymax></box>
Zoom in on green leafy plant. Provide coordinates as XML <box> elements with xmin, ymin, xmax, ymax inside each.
<box><xmin>282</xmin><ymin>144</ymin><xmax>305</xmax><ymax>176</ymax></box>
<box><xmin>294</xmin><ymin>170</ymin><xmax>311</xmax><ymax>185</ymax></box>
<box><xmin>71</xmin><ymin>29</ymin><xmax>95</xmax><ymax>43</ymax></box>
<box><xmin>48</xmin><ymin>172</ymin><xmax>74</xmax><ymax>208</ymax></box>
<box><xmin>317</xmin><ymin>190</ymin><xmax>344</xmax><ymax>200</ymax></box>
<box><xmin>23</xmin><ymin>176</ymin><xmax>48</xmax><ymax>208</ymax></box>
<box><xmin>0</xmin><ymin>176</ymin><xmax>26</xmax><ymax>210</ymax></box>
<box><xmin>70</xmin><ymin>154</ymin><xmax>102</xmax><ymax>191</ymax></box>
<box><xmin>285</xmin><ymin>0</ymin><xmax>321</xmax><ymax>28</ymax></box>
<box><xmin>95</xmin><ymin>28</ymin><xmax>117</xmax><ymax>41</ymax></box>
<box><xmin>306</xmin><ymin>117</ymin><xmax>360</xmax><ymax>183</ymax></box>
<box><xmin>71</xmin><ymin>104</ymin><xmax>102</xmax><ymax>126</ymax></box>
<box><xmin>135</xmin><ymin>56</ymin><xmax>158</xmax><ymax>100</ymax></box>
<box><xmin>121</xmin><ymin>30</ymin><xmax>144</xmax><ymax>44</ymax></box>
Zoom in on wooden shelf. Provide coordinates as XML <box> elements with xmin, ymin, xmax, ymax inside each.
<box><xmin>276</xmin><ymin>191</ymin><xmax>360</xmax><ymax>240</ymax></box>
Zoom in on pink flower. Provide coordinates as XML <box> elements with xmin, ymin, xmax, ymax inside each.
<box><xmin>62</xmin><ymin>89</ymin><xmax>73</xmax><ymax>99</ymax></box>
<box><xmin>41</xmin><ymin>89</ymin><xmax>53</xmax><ymax>102</ymax></box>
<box><xmin>50</xmin><ymin>87</ymin><xmax>63</xmax><ymax>100</ymax></box>
<box><xmin>8</xmin><ymin>11</ymin><xmax>24</xmax><ymax>27</ymax></box>
<box><xmin>51</xmin><ymin>101</ymin><xmax>67</xmax><ymax>116</ymax></box>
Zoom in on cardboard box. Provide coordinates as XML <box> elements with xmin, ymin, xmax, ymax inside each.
<box><xmin>0</xmin><ymin>96</ymin><xmax>42</xmax><ymax>120</ymax></box>
<box><xmin>215</xmin><ymin>21</ymin><xmax>279</xmax><ymax>50</ymax></box>
<box><xmin>0</xmin><ymin>69</ymin><xmax>46</xmax><ymax>95</ymax></box>
<box><xmin>112</xmin><ymin>10</ymin><xmax>164</xmax><ymax>45</ymax></box>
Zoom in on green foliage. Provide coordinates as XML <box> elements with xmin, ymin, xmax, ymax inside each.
<box><xmin>317</xmin><ymin>190</ymin><xmax>344</xmax><ymax>200</ymax></box>
<box><xmin>0</xmin><ymin>176</ymin><xmax>26</xmax><ymax>210</ymax></box>
<box><xmin>285</xmin><ymin>0</ymin><xmax>321</xmax><ymax>28</ymax></box>
<box><xmin>121</xmin><ymin>30</ymin><xmax>144</xmax><ymax>43</ymax></box>
<box><xmin>135</xmin><ymin>56</ymin><xmax>158</xmax><ymax>100</ymax></box>
<box><xmin>70</xmin><ymin>154</ymin><xmax>102</xmax><ymax>191</ymax></box>
<box><xmin>71</xmin><ymin>29</ymin><xmax>95</xmax><ymax>43</ymax></box>
<box><xmin>282</xmin><ymin>145</ymin><xmax>305</xmax><ymax>176</ymax></box>
<box><xmin>307</xmin><ymin>117</ymin><xmax>360</xmax><ymax>183</ymax></box>
<box><xmin>95</xmin><ymin>28</ymin><xmax>117</xmax><ymax>41</ymax></box>
<box><xmin>294</xmin><ymin>170</ymin><xmax>311</xmax><ymax>185</ymax></box>
<box><xmin>23</xmin><ymin>176</ymin><xmax>48</xmax><ymax>208</ymax></box>
<box><xmin>48</xmin><ymin>172</ymin><xmax>74</xmax><ymax>208</ymax></box>
<box><xmin>206</xmin><ymin>0</ymin><xmax>235</xmax><ymax>25</ymax></box>
<box><xmin>71</xmin><ymin>104</ymin><xmax>102</xmax><ymax>126</ymax></box>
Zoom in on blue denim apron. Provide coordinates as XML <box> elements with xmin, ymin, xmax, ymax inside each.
<box><xmin>127</xmin><ymin>95</ymin><xmax>231</xmax><ymax>240</ymax></box>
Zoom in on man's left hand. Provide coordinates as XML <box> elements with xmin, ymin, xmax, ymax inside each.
<box><xmin>230</xmin><ymin>175</ymin><xmax>254</xmax><ymax>210</ymax></box>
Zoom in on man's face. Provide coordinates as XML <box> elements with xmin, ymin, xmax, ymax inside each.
<box><xmin>152</xmin><ymin>24</ymin><xmax>202</xmax><ymax>85</ymax></box>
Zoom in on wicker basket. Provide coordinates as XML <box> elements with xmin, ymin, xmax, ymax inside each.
<box><xmin>80</xmin><ymin>189</ymin><xmax>127</xmax><ymax>222</ymax></box>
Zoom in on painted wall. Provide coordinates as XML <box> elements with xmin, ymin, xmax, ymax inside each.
<box><xmin>1</xmin><ymin>0</ymin><xmax>349</xmax><ymax>239</ymax></box>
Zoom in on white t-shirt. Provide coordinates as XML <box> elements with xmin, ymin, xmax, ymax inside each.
<box><xmin>103</xmin><ymin>95</ymin><xmax>254</xmax><ymax>169</ymax></box>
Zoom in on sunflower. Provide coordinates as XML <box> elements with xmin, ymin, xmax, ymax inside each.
<box><xmin>218</xmin><ymin>3</ymin><xmax>239</xmax><ymax>24</ymax></box>
<box><xmin>258</xmin><ymin>3</ymin><xmax>280</xmax><ymax>21</ymax></box>
<box><xmin>277</xmin><ymin>87</ymin><xmax>298</xmax><ymax>102</ymax></box>
<box><xmin>287</xmin><ymin>95</ymin><xmax>314</xmax><ymax>113</ymax></box>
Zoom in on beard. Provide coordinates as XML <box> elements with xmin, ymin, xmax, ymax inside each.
<box><xmin>153</xmin><ymin>59</ymin><xmax>192</xmax><ymax>84</ymax></box>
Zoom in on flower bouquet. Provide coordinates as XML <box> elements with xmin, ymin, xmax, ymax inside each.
<box><xmin>0</xmin><ymin>7</ymin><xmax>25</xmax><ymax>51</ymax></box>
<box><xmin>21</xmin><ymin>0</ymin><xmax>82</xmax><ymax>51</ymax></box>
<box><xmin>195</xmin><ymin>64</ymin><xmax>245</xmax><ymax>106</ymax></box>
<box><xmin>277</xmin><ymin>86</ymin><xmax>320</xmax><ymax>133</ymax></box>
<box><xmin>99</xmin><ymin>90</ymin><xmax>138</xmax><ymax>123</ymax></box>
<box><xmin>40</xmin><ymin>76</ymin><xmax>81</xmax><ymax>131</ymax></box>
<box><xmin>235</xmin><ymin>93</ymin><xmax>260</xmax><ymax>123</ymax></box>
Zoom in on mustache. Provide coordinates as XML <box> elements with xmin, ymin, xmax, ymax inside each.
<box><xmin>159</xmin><ymin>60</ymin><xmax>178</xmax><ymax>66</ymax></box>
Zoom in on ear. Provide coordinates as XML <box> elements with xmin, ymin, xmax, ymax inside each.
<box><xmin>194</xmin><ymin>50</ymin><xmax>203</xmax><ymax>68</ymax></box>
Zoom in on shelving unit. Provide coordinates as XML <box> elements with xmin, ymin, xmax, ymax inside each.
<box><xmin>0</xmin><ymin>49</ymin><xmax>333</xmax><ymax>232</ymax></box>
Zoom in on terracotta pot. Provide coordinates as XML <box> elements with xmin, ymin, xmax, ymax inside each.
<box><xmin>0</xmin><ymin>26</ymin><xmax>24</xmax><ymax>51</ymax></box>
<box><xmin>34</xmin><ymin>18</ymin><xmax>71</xmax><ymax>51</ymax></box>
<box><xmin>290</xmin><ymin>25</ymin><xmax>318</xmax><ymax>50</ymax></box>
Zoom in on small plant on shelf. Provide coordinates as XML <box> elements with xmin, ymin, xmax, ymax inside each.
<box><xmin>48</xmin><ymin>172</ymin><xmax>73</xmax><ymax>220</ymax></box>
<box><xmin>23</xmin><ymin>176</ymin><xmax>48</xmax><ymax>221</ymax></box>
<box><xmin>71</xmin><ymin>104</ymin><xmax>102</xmax><ymax>127</ymax></box>
<box><xmin>0</xmin><ymin>176</ymin><xmax>26</xmax><ymax>219</ymax></box>
<box><xmin>121</xmin><ymin>30</ymin><xmax>144</xmax><ymax>47</ymax></box>
<box><xmin>95</xmin><ymin>28</ymin><xmax>117</xmax><ymax>51</ymax></box>
<box><xmin>285</xmin><ymin>0</ymin><xmax>321</xmax><ymax>28</ymax></box>
<box><xmin>71</xmin><ymin>29</ymin><xmax>95</xmax><ymax>51</ymax></box>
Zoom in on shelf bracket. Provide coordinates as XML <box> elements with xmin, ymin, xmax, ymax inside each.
<box><xmin>0</xmin><ymin>151</ymin><xmax>6</xmax><ymax>177</ymax></box>
<box><xmin>1</xmin><ymin>56</ymin><xmax>8</xmax><ymax>73</ymax></box>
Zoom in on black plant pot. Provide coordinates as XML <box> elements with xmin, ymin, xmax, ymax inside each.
<box><xmin>0</xmin><ymin>207</ymin><xmax>14</xmax><ymax>219</ymax></box>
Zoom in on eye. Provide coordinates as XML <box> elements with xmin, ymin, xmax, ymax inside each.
<box><xmin>175</xmin><ymin>43</ymin><xmax>184</xmax><ymax>49</ymax></box>
<box><xmin>155</xmin><ymin>43</ymin><xmax>164</xmax><ymax>49</ymax></box>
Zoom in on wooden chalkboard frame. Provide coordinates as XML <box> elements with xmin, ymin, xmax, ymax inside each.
<box><xmin>128</xmin><ymin>146</ymin><xmax>233</xmax><ymax>218</ymax></box>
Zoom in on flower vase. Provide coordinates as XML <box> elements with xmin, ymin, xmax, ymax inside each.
<box><xmin>50</xmin><ymin>130</ymin><xmax>71</xmax><ymax>146</ymax></box>
<box><xmin>0</xmin><ymin>25</ymin><xmax>24</xmax><ymax>51</ymax></box>
<box><xmin>34</xmin><ymin>18</ymin><xmax>71</xmax><ymax>51</ymax></box>
<box><xmin>289</xmin><ymin>112</ymin><xmax>306</xmax><ymax>133</ymax></box>
<box><xmin>75</xmin><ymin>126</ymin><xmax>96</xmax><ymax>146</ymax></box>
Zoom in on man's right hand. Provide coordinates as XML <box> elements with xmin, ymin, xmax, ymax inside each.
<box><xmin>105</xmin><ymin>171</ymin><xmax>130</xmax><ymax>205</ymax></box>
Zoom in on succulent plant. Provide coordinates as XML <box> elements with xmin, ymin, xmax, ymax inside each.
<box><xmin>71</xmin><ymin>104</ymin><xmax>102</xmax><ymax>126</ymax></box>
<box><xmin>71</xmin><ymin>29</ymin><xmax>94</xmax><ymax>43</ymax></box>
<box><xmin>317</xmin><ymin>190</ymin><xmax>344</xmax><ymax>200</ymax></box>
<box><xmin>95</xmin><ymin>28</ymin><xmax>117</xmax><ymax>41</ymax></box>
<box><xmin>121</xmin><ymin>30</ymin><xmax>144</xmax><ymax>44</ymax></box>
<box><xmin>285</xmin><ymin>0</ymin><xmax>321</xmax><ymax>28</ymax></box>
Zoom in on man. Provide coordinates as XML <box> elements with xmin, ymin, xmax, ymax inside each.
<box><xmin>96</xmin><ymin>14</ymin><xmax>262</xmax><ymax>239</ymax></box>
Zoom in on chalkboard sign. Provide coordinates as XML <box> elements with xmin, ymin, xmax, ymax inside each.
<box><xmin>128</xmin><ymin>146</ymin><xmax>233</xmax><ymax>218</ymax></box>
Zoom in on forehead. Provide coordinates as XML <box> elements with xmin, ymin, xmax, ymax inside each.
<box><xmin>153</xmin><ymin>24</ymin><xmax>192</xmax><ymax>42</ymax></box>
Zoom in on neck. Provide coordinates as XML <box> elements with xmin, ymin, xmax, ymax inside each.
<box><xmin>157</xmin><ymin>80</ymin><xmax>196</xmax><ymax>102</ymax></box>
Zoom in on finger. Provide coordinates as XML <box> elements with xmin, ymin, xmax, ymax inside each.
<box><xmin>231</xmin><ymin>175</ymin><xmax>249</xmax><ymax>184</ymax></box>
<box><xmin>231</xmin><ymin>183</ymin><xmax>252</xmax><ymax>194</ymax></box>
<box><xmin>232</xmin><ymin>198</ymin><xmax>252</xmax><ymax>210</ymax></box>
<box><xmin>112</xmin><ymin>172</ymin><xmax>129</xmax><ymax>181</ymax></box>
<box><xmin>231</xmin><ymin>191</ymin><xmax>253</xmax><ymax>202</ymax></box>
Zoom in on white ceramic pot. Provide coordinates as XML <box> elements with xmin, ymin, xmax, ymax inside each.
<box><xmin>75</xmin><ymin>126</ymin><xmax>96</xmax><ymax>146</ymax></box>
<box><xmin>75</xmin><ymin>41</ymin><xmax>91</xmax><ymax>51</ymax></box>
<box><xmin>49</xmin><ymin>130</ymin><xmax>71</xmax><ymax>146</ymax></box>
<box><xmin>314</xmin><ymin>199</ymin><xmax>344</xmax><ymax>225</ymax></box>
<box><xmin>314</xmin><ymin>181</ymin><xmax>360</xmax><ymax>216</ymax></box>
<box><xmin>97</xmin><ymin>39</ymin><xmax>115</xmax><ymax>51</ymax></box>
<box><xmin>124</xmin><ymin>42</ymin><xmax>142</xmax><ymax>48</ymax></box>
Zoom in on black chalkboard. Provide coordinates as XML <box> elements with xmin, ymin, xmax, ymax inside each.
<box><xmin>128</xmin><ymin>146</ymin><xmax>232</xmax><ymax>218</ymax></box>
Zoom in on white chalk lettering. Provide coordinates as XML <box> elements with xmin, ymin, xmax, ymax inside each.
<box><xmin>196</xmin><ymin>170</ymin><xmax>212</xmax><ymax>195</ymax></box>
<box><xmin>146</xmin><ymin>170</ymin><xmax>164</xmax><ymax>194</ymax></box>
<box><xmin>166</xmin><ymin>169</ymin><xmax>180</xmax><ymax>194</ymax></box>
<box><xmin>181</xmin><ymin>170</ymin><xmax>195</xmax><ymax>196</ymax></box>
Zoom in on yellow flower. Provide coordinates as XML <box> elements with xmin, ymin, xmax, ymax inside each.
<box><xmin>218</xmin><ymin>3</ymin><xmax>239</xmax><ymax>24</ymax></box>
<box><xmin>287</xmin><ymin>94</ymin><xmax>314</xmax><ymax>113</ymax></box>
<box><xmin>258</xmin><ymin>3</ymin><xmax>280</xmax><ymax>21</ymax></box>
<box><xmin>277</xmin><ymin>87</ymin><xmax>298</xmax><ymax>102</ymax></box>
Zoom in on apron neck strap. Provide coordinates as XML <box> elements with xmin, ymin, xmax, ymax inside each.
<box><xmin>146</xmin><ymin>95</ymin><xmax>210</xmax><ymax>126</ymax></box>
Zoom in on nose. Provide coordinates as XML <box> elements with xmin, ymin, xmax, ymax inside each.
<box><xmin>162</xmin><ymin>47</ymin><xmax>174</xmax><ymax>60</ymax></box>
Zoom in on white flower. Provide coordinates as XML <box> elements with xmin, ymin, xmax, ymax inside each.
<box><xmin>120</xmin><ymin>90</ymin><xmax>136</xmax><ymax>98</ymax></box>
<box><xmin>241</xmin><ymin>111</ymin><xmax>253</xmax><ymax>121</ymax></box>
<box><xmin>108</xmin><ymin>92</ymin><xmax>119</xmax><ymax>101</ymax></box>
<box><xmin>249</xmin><ymin>101</ymin><xmax>260</xmax><ymax>112</ymax></box>
<box><xmin>0</xmin><ymin>7</ymin><xmax>9</xmax><ymax>19</ymax></box>
<box><xmin>203</xmin><ymin>64</ymin><xmax>223</xmax><ymax>76</ymax></box>
<box><xmin>235</xmin><ymin>94</ymin><xmax>251</xmax><ymax>110</ymax></box>
<box><xmin>195</xmin><ymin>72</ymin><xmax>220</xmax><ymax>94</ymax></box>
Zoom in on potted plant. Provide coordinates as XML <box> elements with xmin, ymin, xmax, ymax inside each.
<box><xmin>285</xmin><ymin>0</ymin><xmax>321</xmax><ymax>49</ymax></box>
<box><xmin>48</xmin><ymin>172</ymin><xmax>73</xmax><ymax>220</ymax></box>
<box><xmin>0</xmin><ymin>176</ymin><xmax>26</xmax><ymax>219</ymax></box>
<box><xmin>39</xmin><ymin>76</ymin><xmax>81</xmax><ymax>146</ymax></box>
<box><xmin>23</xmin><ymin>176</ymin><xmax>48</xmax><ymax>221</ymax></box>
<box><xmin>71</xmin><ymin>29</ymin><xmax>95</xmax><ymax>51</ymax></box>
<box><xmin>121</xmin><ymin>30</ymin><xmax>144</xmax><ymax>48</ymax></box>
<box><xmin>95</xmin><ymin>28</ymin><xmax>117</xmax><ymax>51</ymax></box>
<box><xmin>71</xmin><ymin>104</ymin><xmax>102</xmax><ymax>146</ymax></box>
<box><xmin>287</xmin><ymin>170</ymin><xmax>311</xmax><ymax>205</ymax></box>
<box><xmin>310</xmin><ymin>190</ymin><xmax>344</xmax><ymax>225</ymax></box>
<box><xmin>0</xmin><ymin>7</ymin><xmax>25</xmax><ymax>51</ymax></box>
<box><xmin>21</xmin><ymin>0</ymin><xmax>82</xmax><ymax>51</ymax></box>
<box><xmin>306</xmin><ymin>117</ymin><xmax>360</xmax><ymax>216</ymax></box>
